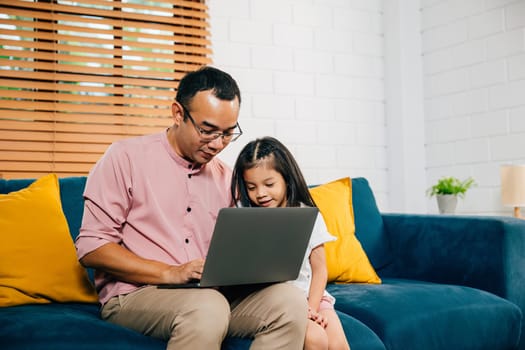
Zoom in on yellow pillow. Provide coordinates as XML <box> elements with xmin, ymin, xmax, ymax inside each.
<box><xmin>0</xmin><ymin>174</ymin><xmax>98</xmax><ymax>307</ymax></box>
<box><xmin>309</xmin><ymin>177</ymin><xmax>381</xmax><ymax>284</ymax></box>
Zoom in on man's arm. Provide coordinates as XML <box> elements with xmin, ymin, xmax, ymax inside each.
<box><xmin>80</xmin><ymin>242</ymin><xmax>205</xmax><ymax>285</ymax></box>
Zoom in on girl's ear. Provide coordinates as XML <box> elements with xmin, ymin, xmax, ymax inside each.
<box><xmin>171</xmin><ymin>102</ymin><xmax>184</xmax><ymax>126</ymax></box>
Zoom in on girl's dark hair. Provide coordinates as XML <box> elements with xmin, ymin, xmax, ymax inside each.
<box><xmin>231</xmin><ymin>136</ymin><xmax>316</xmax><ymax>208</ymax></box>
<box><xmin>176</xmin><ymin>66</ymin><xmax>241</xmax><ymax>110</ymax></box>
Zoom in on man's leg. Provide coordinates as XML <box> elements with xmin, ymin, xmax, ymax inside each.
<box><xmin>228</xmin><ymin>283</ymin><xmax>308</xmax><ymax>350</ymax></box>
<box><xmin>101</xmin><ymin>286</ymin><xmax>230</xmax><ymax>350</ymax></box>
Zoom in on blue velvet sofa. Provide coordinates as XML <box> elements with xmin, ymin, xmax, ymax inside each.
<box><xmin>1</xmin><ymin>176</ymin><xmax>524</xmax><ymax>350</ymax></box>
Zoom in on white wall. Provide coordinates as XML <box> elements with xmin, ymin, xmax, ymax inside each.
<box><xmin>421</xmin><ymin>0</ymin><xmax>525</xmax><ymax>215</ymax></box>
<box><xmin>209</xmin><ymin>0</ymin><xmax>525</xmax><ymax>217</ymax></box>
<box><xmin>209</xmin><ymin>0</ymin><xmax>389</xmax><ymax>209</ymax></box>
<box><xmin>384</xmin><ymin>0</ymin><xmax>427</xmax><ymax>213</ymax></box>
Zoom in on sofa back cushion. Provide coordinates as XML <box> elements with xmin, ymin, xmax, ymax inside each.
<box><xmin>1</xmin><ymin>175</ymin><xmax>393</xmax><ymax>274</ymax></box>
<box><xmin>351</xmin><ymin>178</ymin><xmax>392</xmax><ymax>270</ymax></box>
<box><xmin>309</xmin><ymin>177</ymin><xmax>381</xmax><ymax>284</ymax></box>
<box><xmin>0</xmin><ymin>176</ymin><xmax>87</xmax><ymax>241</ymax></box>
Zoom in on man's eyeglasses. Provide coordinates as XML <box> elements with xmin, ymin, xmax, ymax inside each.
<box><xmin>181</xmin><ymin>105</ymin><xmax>243</xmax><ymax>142</ymax></box>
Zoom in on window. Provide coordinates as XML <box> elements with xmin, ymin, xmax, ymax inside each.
<box><xmin>0</xmin><ymin>0</ymin><xmax>211</xmax><ymax>179</ymax></box>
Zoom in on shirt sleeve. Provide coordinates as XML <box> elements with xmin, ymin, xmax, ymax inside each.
<box><xmin>75</xmin><ymin>142</ymin><xmax>133</xmax><ymax>259</ymax></box>
<box><xmin>308</xmin><ymin>212</ymin><xmax>337</xmax><ymax>250</ymax></box>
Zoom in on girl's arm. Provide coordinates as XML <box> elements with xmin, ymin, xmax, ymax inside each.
<box><xmin>308</xmin><ymin>244</ymin><xmax>328</xmax><ymax>312</ymax></box>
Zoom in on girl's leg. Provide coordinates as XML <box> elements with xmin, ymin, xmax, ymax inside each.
<box><xmin>319</xmin><ymin>309</ymin><xmax>350</xmax><ymax>350</ymax></box>
<box><xmin>304</xmin><ymin>318</ymin><xmax>328</xmax><ymax>350</ymax></box>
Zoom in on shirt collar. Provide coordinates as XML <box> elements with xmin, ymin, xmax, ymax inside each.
<box><xmin>161</xmin><ymin>129</ymin><xmax>205</xmax><ymax>174</ymax></box>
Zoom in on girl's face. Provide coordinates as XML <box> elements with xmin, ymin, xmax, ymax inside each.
<box><xmin>243</xmin><ymin>159</ymin><xmax>287</xmax><ymax>208</ymax></box>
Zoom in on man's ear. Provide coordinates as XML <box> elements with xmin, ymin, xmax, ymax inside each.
<box><xmin>172</xmin><ymin>102</ymin><xmax>184</xmax><ymax>126</ymax></box>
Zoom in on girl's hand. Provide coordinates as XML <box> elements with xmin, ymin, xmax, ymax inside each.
<box><xmin>307</xmin><ymin>307</ymin><xmax>328</xmax><ymax>328</ymax></box>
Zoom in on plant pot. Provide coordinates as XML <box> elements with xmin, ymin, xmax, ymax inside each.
<box><xmin>436</xmin><ymin>194</ymin><xmax>457</xmax><ymax>214</ymax></box>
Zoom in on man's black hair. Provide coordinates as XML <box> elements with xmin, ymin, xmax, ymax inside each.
<box><xmin>176</xmin><ymin>66</ymin><xmax>241</xmax><ymax>109</ymax></box>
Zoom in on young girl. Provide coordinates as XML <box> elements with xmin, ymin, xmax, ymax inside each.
<box><xmin>231</xmin><ymin>136</ymin><xmax>351</xmax><ymax>350</ymax></box>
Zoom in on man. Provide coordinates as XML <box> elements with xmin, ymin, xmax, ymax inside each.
<box><xmin>75</xmin><ymin>66</ymin><xmax>308</xmax><ymax>349</ymax></box>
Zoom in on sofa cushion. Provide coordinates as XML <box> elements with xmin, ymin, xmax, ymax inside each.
<box><xmin>0</xmin><ymin>304</ymin><xmax>384</xmax><ymax>350</ymax></box>
<box><xmin>336</xmin><ymin>311</ymin><xmax>386</xmax><ymax>350</ymax></box>
<box><xmin>0</xmin><ymin>174</ymin><xmax>98</xmax><ymax>306</ymax></box>
<box><xmin>0</xmin><ymin>303</ymin><xmax>165</xmax><ymax>350</ymax></box>
<box><xmin>310</xmin><ymin>177</ymin><xmax>381</xmax><ymax>283</ymax></box>
<box><xmin>0</xmin><ymin>176</ymin><xmax>87</xmax><ymax>241</ymax></box>
<box><xmin>328</xmin><ymin>278</ymin><xmax>522</xmax><ymax>350</ymax></box>
<box><xmin>223</xmin><ymin>310</ymin><xmax>387</xmax><ymax>350</ymax></box>
<box><xmin>351</xmin><ymin>178</ymin><xmax>392</xmax><ymax>270</ymax></box>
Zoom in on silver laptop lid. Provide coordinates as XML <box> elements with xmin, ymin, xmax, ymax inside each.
<box><xmin>198</xmin><ymin>206</ymin><xmax>318</xmax><ymax>287</ymax></box>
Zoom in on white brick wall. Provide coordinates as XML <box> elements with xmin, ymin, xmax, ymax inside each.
<box><xmin>209</xmin><ymin>0</ymin><xmax>388</xmax><ymax>207</ymax></box>
<box><xmin>209</xmin><ymin>0</ymin><xmax>525</xmax><ymax>217</ymax></box>
<box><xmin>422</xmin><ymin>0</ymin><xmax>525</xmax><ymax>215</ymax></box>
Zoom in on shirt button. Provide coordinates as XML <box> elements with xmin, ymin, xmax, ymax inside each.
<box><xmin>188</xmin><ymin>174</ymin><xmax>192</xmax><ymax>179</ymax></box>
<box><xmin>185</xmin><ymin>238</ymin><xmax>189</xmax><ymax>244</ymax></box>
<box><xmin>186</xmin><ymin>207</ymin><xmax>191</xmax><ymax>212</ymax></box>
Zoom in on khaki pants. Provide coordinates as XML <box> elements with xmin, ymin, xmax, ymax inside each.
<box><xmin>101</xmin><ymin>283</ymin><xmax>307</xmax><ymax>350</ymax></box>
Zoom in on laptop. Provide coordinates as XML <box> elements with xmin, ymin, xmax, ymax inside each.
<box><xmin>158</xmin><ymin>206</ymin><xmax>318</xmax><ymax>289</ymax></box>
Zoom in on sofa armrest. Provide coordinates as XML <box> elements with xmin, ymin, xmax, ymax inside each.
<box><xmin>379</xmin><ymin>214</ymin><xmax>525</xmax><ymax>302</ymax></box>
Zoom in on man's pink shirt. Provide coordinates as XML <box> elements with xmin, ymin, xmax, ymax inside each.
<box><xmin>75</xmin><ymin>131</ymin><xmax>232</xmax><ymax>304</ymax></box>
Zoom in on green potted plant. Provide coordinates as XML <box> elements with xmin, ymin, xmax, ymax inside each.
<box><xmin>427</xmin><ymin>176</ymin><xmax>476</xmax><ymax>214</ymax></box>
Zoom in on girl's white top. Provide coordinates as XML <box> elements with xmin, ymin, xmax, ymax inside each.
<box><xmin>290</xmin><ymin>207</ymin><xmax>337</xmax><ymax>306</ymax></box>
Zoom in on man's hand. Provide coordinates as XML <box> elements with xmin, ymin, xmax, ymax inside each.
<box><xmin>162</xmin><ymin>258</ymin><xmax>205</xmax><ymax>284</ymax></box>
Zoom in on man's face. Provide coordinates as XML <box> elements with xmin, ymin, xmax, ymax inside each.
<box><xmin>170</xmin><ymin>90</ymin><xmax>240</xmax><ymax>165</ymax></box>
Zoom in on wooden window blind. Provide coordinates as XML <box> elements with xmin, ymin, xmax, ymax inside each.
<box><xmin>0</xmin><ymin>0</ymin><xmax>211</xmax><ymax>179</ymax></box>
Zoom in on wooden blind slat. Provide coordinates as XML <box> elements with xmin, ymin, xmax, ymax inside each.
<box><xmin>165</xmin><ymin>0</ymin><xmax>208</xmax><ymax>11</ymax></box>
<box><xmin>0</xmin><ymin>161</ymin><xmax>95</xmax><ymax>173</ymax></box>
<box><xmin>0</xmin><ymin>109</ymin><xmax>171</xmax><ymax>127</ymax></box>
<box><xmin>0</xmin><ymin>38</ymin><xmax>212</xmax><ymax>60</ymax></box>
<box><xmin>0</xmin><ymin>140</ymin><xmax>109</xmax><ymax>153</ymax></box>
<box><xmin>3</xmin><ymin>88</ymin><xmax>174</xmax><ymax>107</ymax></box>
<box><xmin>0</xmin><ymin>129</ymin><xmax>130</xmax><ymax>143</ymax></box>
<box><xmin>0</xmin><ymin>50</ymin><xmax>206</xmax><ymax>74</ymax></box>
<box><xmin>77</xmin><ymin>0</ymin><xmax>208</xmax><ymax>20</ymax></box>
<box><xmin>0</xmin><ymin>58</ymin><xmax>184</xmax><ymax>80</ymax></box>
<box><xmin>66</xmin><ymin>0</ymin><xmax>209</xmax><ymax>19</ymax></box>
<box><xmin>0</xmin><ymin>70</ymin><xmax>185</xmax><ymax>88</ymax></box>
<box><xmin>0</xmin><ymin>151</ymin><xmax>102</xmax><ymax>163</ymax></box>
<box><xmin>0</xmin><ymin>120</ymin><xmax>169</xmax><ymax>137</ymax></box>
<box><xmin>0</xmin><ymin>100</ymin><xmax>172</xmax><ymax>117</ymax></box>
<box><xmin>0</xmin><ymin>78</ymin><xmax>176</xmax><ymax>99</ymax></box>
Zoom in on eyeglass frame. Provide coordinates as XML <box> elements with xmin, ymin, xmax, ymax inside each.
<box><xmin>180</xmin><ymin>104</ymin><xmax>243</xmax><ymax>142</ymax></box>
